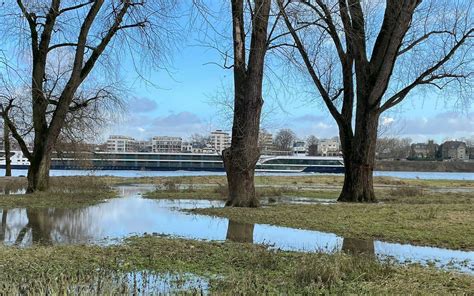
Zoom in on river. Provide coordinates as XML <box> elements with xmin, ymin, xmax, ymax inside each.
<box><xmin>0</xmin><ymin>169</ymin><xmax>473</xmax><ymax>180</ymax></box>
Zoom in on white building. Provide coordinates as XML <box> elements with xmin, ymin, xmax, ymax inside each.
<box><xmin>317</xmin><ymin>139</ymin><xmax>341</xmax><ymax>156</ymax></box>
<box><xmin>106</xmin><ymin>135</ymin><xmax>138</xmax><ymax>152</ymax></box>
<box><xmin>181</xmin><ymin>142</ymin><xmax>194</xmax><ymax>153</ymax></box>
<box><xmin>292</xmin><ymin>140</ymin><xmax>306</xmax><ymax>155</ymax></box>
<box><xmin>259</xmin><ymin>130</ymin><xmax>274</xmax><ymax>153</ymax></box>
<box><xmin>152</xmin><ymin>136</ymin><xmax>182</xmax><ymax>153</ymax></box>
<box><xmin>210</xmin><ymin>130</ymin><xmax>231</xmax><ymax>153</ymax></box>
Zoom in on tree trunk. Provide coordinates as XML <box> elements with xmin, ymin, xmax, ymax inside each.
<box><xmin>27</xmin><ymin>152</ymin><xmax>51</xmax><ymax>193</ymax></box>
<box><xmin>224</xmin><ymin>0</ymin><xmax>270</xmax><ymax>207</ymax></box>
<box><xmin>338</xmin><ymin>111</ymin><xmax>379</xmax><ymax>202</ymax></box>
<box><xmin>223</xmin><ymin>77</ymin><xmax>264</xmax><ymax>207</ymax></box>
<box><xmin>3</xmin><ymin>122</ymin><xmax>11</xmax><ymax>177</ymax></box>
<box><xmin>222</xmin><ymin>104</ymin><xmax>261</xmax><ymax>207</ymax></box>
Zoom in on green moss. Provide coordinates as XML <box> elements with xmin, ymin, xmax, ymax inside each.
<box><xmin>0</xmin><ymin>236</ymin><xmax>471</xmax><ymax>294</ymax></box>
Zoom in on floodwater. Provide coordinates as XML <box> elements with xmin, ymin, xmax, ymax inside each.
<box><xmin>1</xmin><ymin>185</ymin><xmax>473</xmax><ymax>274</ymax></box>
<box><xmin>1</xmin><ymin>168</ymin><xmax>474</xmax><ymax>180</ymax></box>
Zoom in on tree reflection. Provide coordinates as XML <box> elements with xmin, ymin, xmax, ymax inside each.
<box><xmin>226</xmin><ymin>220</ymin><xmax>254</xmax><ymax>243</ymax></box>
<box><xmin>0</xmin><ymin>209</ymin><xmax>7</xmax><ymax>242</ymax></box>
<box><xmin>4</xmin><ymin>208</ymin><xmax>93</xmax><ymax>246</ymax></box>
<box><xmin>341</xmin><ymin>237</ymin><xmax>375</xmax><ymax>256</ymax></box>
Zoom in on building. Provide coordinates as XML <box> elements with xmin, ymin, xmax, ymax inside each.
<box><xmin>292</xmin><ymin>140</ymin><xmax>306</xmax><ymax>155</ymax></box>
<box><xmin>151</xmin><ymin>136</ymin><xmax>183</xmax><ymax>153</ymax></box>
<box><xmin>317</xmin><ymin>139</ymin><xmax>340</xmax><ymax>156</ymax></box>
<box><xmin>209</xmin><ymin>130</ymin><xmax>231</xmax><ymax>153</ymax></box>
<box><xmin>106</xmin><ymin>135</ymin><xmax>138</xmax><ymax>152</ymax></box>
<box><xmin>181</xmin><ymin>142</ymin><xmax>194</xmax><ymax>153</ymax></box>
<box><xmin>137</xmin><ymin>140</ymin><xmax>152</xmax><ymax>152</ymax></box>
<box><xmin>259</xmin><ymin>130</ymin><xmax>274</xmax><ymax>154</ymax></box>
<box><xmin>440</xmin><ymin>141</ymin><xmax>468</xmax><ymax>160</ymax></box>
<box><xmin>468</xmin><ymin>146</ymin><xmax>474</xmax><ymax>160</ymax></box>
<box><xmin>410</xmin><ymin>140</ymin><xmax>438</xmax><ymax>159</ymax></box>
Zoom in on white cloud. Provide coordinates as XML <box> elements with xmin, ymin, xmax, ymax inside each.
<box><xmin>381</xmin><ymin>117</ymin><xmax>395</xmax><ymax>126</ymax></box>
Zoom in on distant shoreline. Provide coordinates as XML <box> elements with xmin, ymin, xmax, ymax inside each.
<box><xmin>375</xmin><ymin>160</ymin><xmax>474</xmax><ymax>173</ymax></box>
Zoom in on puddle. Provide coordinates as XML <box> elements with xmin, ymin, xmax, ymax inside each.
<box><xmin>1</xmin><ymin>185</ymin><xmax>473</xmax><ymax>274</ymax></box>
<box><xmin>122</xmin><ymin>271</ymin><xmax>209</xmax><ymax>295</ymax></box>
<box><xmin>4</xmin><ymin>270</ymin><xmax>209</xmax><ymax>295</ymax></box>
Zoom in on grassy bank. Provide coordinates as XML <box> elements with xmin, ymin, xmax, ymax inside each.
<box><xmin>130</xmin><ymin>175</ymin><xmax>474</xmax><ymax>250</ymax></box>
<box><xmin>0</xmin><ymin>176</ymin><xmax>115</xmax><ymax>208</ymax></box>
<box><xmin>98</xmin><ymin>174</ymin><xmax>474</xmax><ymax>188</ymax></box>
<box><xmin>0</xmin><ymin>236</ymin><xmax>472</xmax><ymax>294</ymax></box>
<box><xmin>193</xmin><ymin>188</ymin><xmax>474</xmax><ymax>250</ymax></box>
<box><xmin>145</xmin><ymin>181</ymin><xmax>340</xmax><ymax>201</ymax></box>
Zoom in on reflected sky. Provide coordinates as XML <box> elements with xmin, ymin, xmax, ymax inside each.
<box><xmin>1</xmin><ymin>186</ymin><xmax>473</xmax><ymax>274</ymax></box>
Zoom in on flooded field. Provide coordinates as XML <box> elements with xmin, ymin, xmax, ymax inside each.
<box><xmin>1</xmin><ymin>185</ymin><xmax>473</xmax><ymax>274</ymax></box>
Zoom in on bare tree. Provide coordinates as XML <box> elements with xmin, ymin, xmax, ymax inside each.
<box><xmin>273</xmin><ymin>128</ymin><xmax>296</xmax><ymax>151</ymax></box>
<box><xmin>1</xmin><ymin>110</ymin><xmax>12</xmax><ymax>176</ymax></box>
<box><xmin>1</xmin><ymin>1</ymin><xmax>177</xmax><ymax>192</ymax></box>
<box><xmin>307</xmin><ymin>135</ymin><xmax>318</xmax><ymax>156</ymax></box>
<box><xmin>222</xmin><ymin>0</ymin><xmax>272</xmax><ymax>207</ymax></box>
<box><xmin>376</xmin><ymin>137</ymin><xmax>412</xmax><ymax>160</ymax></box>
<box><xmin>278</xmin><ymin>0</ymin><xmax>473</xmax><ymax>202</ymax></box>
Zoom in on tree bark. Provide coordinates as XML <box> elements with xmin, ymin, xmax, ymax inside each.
<box><xmin>338</xmin><ymin>110</ymin><xmax>379</xmax><ymax>202</ymax></box>
<box><xmin>223</xmin><ymin>148</ymin><xmax>260</xmax><ymax>207</ymax></box>
<box><xmin>27</xmin><ymin>151</ymin><xmax>51</xmax><ymax>193</ymax></box>
<box><xmin>224</xmin><ymin>0</ymin><xmax>271</xmax><ymax>207</ymax></box>
<box><xmin>3</xmin><ymin>122</ymin><xmax>11</xmax><ymax>177</ymax></box>
<box><xmin>223</xmin><ymin>84</ymin><xmax>263</xmax><ymax>207</ymax></box>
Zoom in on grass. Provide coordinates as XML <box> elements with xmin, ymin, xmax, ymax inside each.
<box><xmin>0</xmin><ymin>175</ymin><xmax>473</xmax><ymax>293</ymax></box>
<box><xmin>2</xmin><ymin>175</ymin><xmax>473</xmax><ymax>249</ymax></box>
<box><xmin>131</xmin><ymin>176</ymin><xmax>474</xmax><ymax>250</ymax></box>
<box><xmin>0</xmin><ymin>235</ymin><xmax>472</xmax><ymax>294</ymax></box>
<box><xmin>145</xmin><ymin>179</ymin><xmax>340</xmax><ymax>201</ymax></box>
<box><xmin>97</xmin><ymin>174</ymin><xmax>474</xmax><ymax>188</ymax></box>
<box><xmin>0</xmin><ymin>176</ymin><xmax>116</xmax><ymax>209</ymax></box>
<box><xmin>193</xmin><ymin>193</ymin><xmax>474</xmax><ymax>250</ymax></box>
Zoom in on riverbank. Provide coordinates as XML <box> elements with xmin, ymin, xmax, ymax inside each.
<box><xmin>376</xmin><ymin>160</ymin><xmax>474</xmax><ymax>172</ymax></box>
<box><xmin>0</xmin><ymin>235</ymin><xmax>472</xmax><ymax>294</ymax></box>
<box><xmin>0</xmin><ymin>176</ymin><xmax>115</xmax><ymax>208</ymax></box>
<box><xmin>140</xmin><ymin>175</ymin><xmax>474</xmax><ymax>250</ymax></box>
<box><xmin>1</xmin><ymin>175</ymin><xmax>473</xmax><ymax>293</ymax></box>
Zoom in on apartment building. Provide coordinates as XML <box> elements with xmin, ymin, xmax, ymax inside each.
<box><xmin>317</xmin><ymin>139</ymin><xmax>341</xmax><ymax>156</ymax></box>
<box><xmin>152</xmin><ymin>136</ymin><xmax>183</xmax><ymax>153</ymax></box>
<box><xmin>440</xmin><ymin>141</ymin><xmax>468</xmax><ymax>160</ymax></box>
<box><xmin>209</xmin><ymin>130</ymin><xmax>231</xmax><ymax>153</ymax></box>
<box><xmin>106</xmin><ymin>135</ymin><xmax>138</xmax><ymax>152</ymax></box>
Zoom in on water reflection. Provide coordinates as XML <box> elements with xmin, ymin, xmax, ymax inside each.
<box><xmin>342</xmin><ymin>238</ymin><xmax>375</xmax><ymax>256</ymax></box>
<box><xmin>226</xmin><ymin>221</ymin><xmax>254</xmax><ymax>243</ymax></box>
<box><xmin>1</xmin><ymin>186</ymin><xmax>473</xmax><ymax>274</ymax></box>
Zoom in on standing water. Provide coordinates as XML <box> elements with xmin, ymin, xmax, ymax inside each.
<box><xmin>1</xmin><ymin>185</ymin><xmax>473</xmax><ymax>274</ymax></box>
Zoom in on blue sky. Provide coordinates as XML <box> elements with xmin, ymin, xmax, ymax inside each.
<box><xmin>109</xmin><ymin>37</ymin><xmax>474</xmax><ymax>144</ymax></box>
<box><xmin>2</xmin><ymin>2</ymin><xmax>472</xmax><ymax>144</ymax></box>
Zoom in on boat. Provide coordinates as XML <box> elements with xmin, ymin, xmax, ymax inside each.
<box><xmin>0</xmin><ymin>150</ymin><xmax>344</xmax><ymax>173</ymax></box>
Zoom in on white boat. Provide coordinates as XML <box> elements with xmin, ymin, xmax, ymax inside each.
<box><xmin>1</xmin><ymin>150</ymin><xmax>344</xmax><ymax>173</ymax></box>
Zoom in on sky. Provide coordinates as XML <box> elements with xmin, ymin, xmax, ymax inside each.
<box><xmin>102</xmin><ymin>2</ymin><xmax>473</xmax><ymax>144</ymax></box>
<box><xmin>108</xmin><ymin>38</ymin><xmax>473</xmax><ymax>144</ymax></box>
<box><xmin>2</xmin><ymin>2</ymin><xmax>473</xmax><ymax>144</ymax></box>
